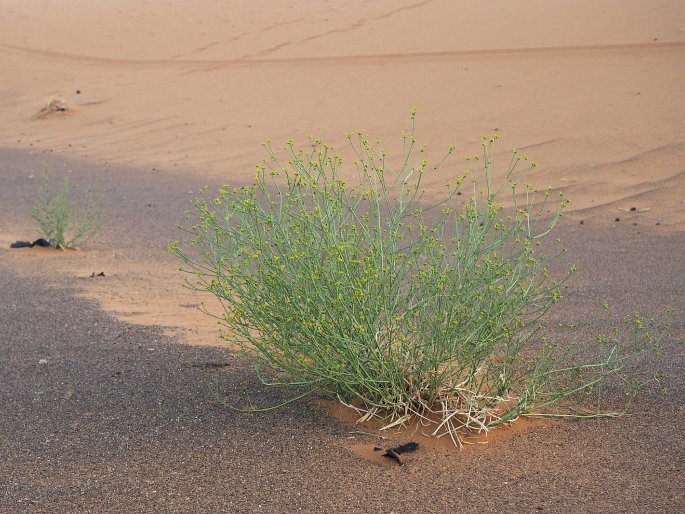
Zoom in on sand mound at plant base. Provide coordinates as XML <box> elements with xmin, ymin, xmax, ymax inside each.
<box><xmin>319</xmin><ymin>398</ymin><xmax>556</xmax><ymax>462</ymax></box>
<box><xmin>32</xmin><ymin>98</ymin><xmax>72</xmax><ymax>119</ymax></box>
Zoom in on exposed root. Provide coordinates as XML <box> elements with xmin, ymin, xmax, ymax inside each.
<box><xmin>338</xmin><ymin>381</ymin><xmax>518</xmax><ymax>447</ymax></box>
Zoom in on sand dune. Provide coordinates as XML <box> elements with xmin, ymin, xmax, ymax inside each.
<box><xmin>1</xmin><ymin>0</ymin><xmax>684</xmax><ymax>343</ymax></box>
<box><xmin>1</xmin><ymin>1</ymin><xmax>683</xmax><ymax>225</ymax></box>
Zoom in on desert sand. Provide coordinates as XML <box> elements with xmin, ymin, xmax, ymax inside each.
<box><xmin>1</xmin><ymin>0</ymin><xmax>684</xmax><ymax>220</ymax></box>
<box><xmin>1</xmin><ymin>0</ymin><xmax>684</xmax><ymax>340</ymax></box>
<box><xmin>1</xmin><ymin>1</ymin><xmax>684</xmax><ymax>511</ymax></box>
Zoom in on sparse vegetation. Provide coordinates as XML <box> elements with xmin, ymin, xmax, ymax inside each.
<box><xmin>171</xmin><ymin>113</ymin><xmax>670</xmax><ymax>446</ymax></box>
<box><xmin>30</xmin><ymin>172</ymin><xmax>101</xmax><ymax>250</ymax></box>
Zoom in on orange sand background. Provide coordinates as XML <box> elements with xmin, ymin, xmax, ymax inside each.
<box><xmin>1</xmin><ymin>0</ymin><xmax>684</xmax><ymax>345</ymax></box>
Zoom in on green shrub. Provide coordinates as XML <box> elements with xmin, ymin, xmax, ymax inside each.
<box><xmin>171</xmin><ymin>114</ymin><xmax>670</xmax><ymax>446</ymax></box>
<box><xmin>30</xmin><ymin>172</ymin><xmax>101</xmax><ymax>250</ymax></box>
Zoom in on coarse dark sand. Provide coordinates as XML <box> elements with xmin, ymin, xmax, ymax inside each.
<box><xmin>1</xmin><ymin>149</ymin><xmax>683</xmax><ymax>513</ymax></box>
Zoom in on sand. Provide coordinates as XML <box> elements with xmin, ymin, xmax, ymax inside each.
<box><xmin>1</xmin><ymin>0</ymin><xmax>683</xmax><ymax>339</ymax></box>
<box><xmin>1</xmin><ymin>1</ymin><xmax>684</xmax><ymax>227</ymax></box>
<box><xmin>1</xmin><ymin>1</ymin><xmax>684</xmax><ymax>511</ymax></box>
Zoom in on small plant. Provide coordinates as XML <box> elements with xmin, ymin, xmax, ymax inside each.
<box><xmin>30</xmin><ymin>172</ymin><xmax>101</xmax><ymax>250</ymax></box>
<box><xmin>171</xmin><ymin>113</ymin><xmax>670</xmax><ymax>446</ymax></box>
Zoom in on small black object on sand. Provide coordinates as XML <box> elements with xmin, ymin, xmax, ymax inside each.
<box><xmin>10</xmin><ymin>238</ymin><xmax>52</xmax><ymax>249</ymax></box>
<box><xmin>382</xmin><ymin>442</ymin><xmax>419</xmax><ymax>465</ymax></box>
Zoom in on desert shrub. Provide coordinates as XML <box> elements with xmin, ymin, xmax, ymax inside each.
<box><xmin>30</xmin><ymin>172</ymin><xmax>101</xmax><ymax>250</ymax></box>
<box><xmin>171</xmin><ymin>114</ymin><xmax>670</xmax><ymax>446</ymax></box>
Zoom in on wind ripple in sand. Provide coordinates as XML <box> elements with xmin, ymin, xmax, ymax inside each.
<box><xmin>2</xmin><ymin>41</ymin><xmax>684</xmax><ymax>70</ymax></box>
<box><xmin>556</xmin><ymin>142</ymin><xmax>685</xmax><ymax>227</ymax></box>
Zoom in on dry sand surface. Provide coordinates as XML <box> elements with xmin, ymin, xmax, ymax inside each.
<box><xmin>1</xmin><ymin>1</ymin><xmax>684</xmax><ymax>512</ymax></box>
<box><xmin>1</xmin><ymin>0</ymin><xmax>684</xmax><ymax>220</ymax></box>
<box><xmin>1</xmin><ymin>0</ymin><xmax>684</xmax><ymax>337</ymax></box>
